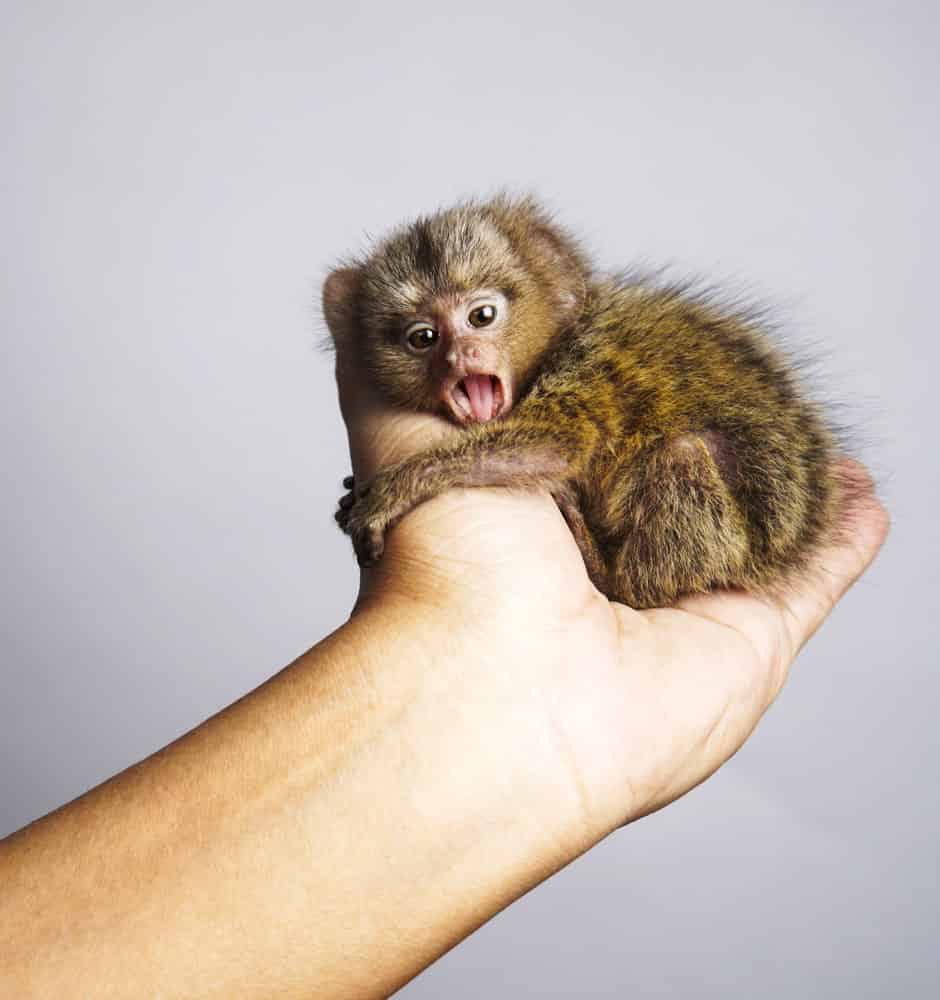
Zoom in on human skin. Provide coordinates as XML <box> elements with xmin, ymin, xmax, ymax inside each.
<box><xmin>0</xmin><ymin>346</ymin><xmax>887</xmax><ymax>998</ymax></box>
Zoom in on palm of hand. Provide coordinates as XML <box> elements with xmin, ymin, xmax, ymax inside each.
<box><xmin>335</xmin><ymin>354</ymin><xmax>887</xmax><ymax>837</ymax></box>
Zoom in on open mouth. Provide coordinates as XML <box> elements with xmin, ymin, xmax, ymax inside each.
<box><xmin>449</xmin><ymin>373</ymin><xmax>506</xmax><ymax>423</ymax></box>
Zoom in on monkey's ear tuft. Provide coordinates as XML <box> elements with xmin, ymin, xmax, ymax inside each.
<box><xmin>485</xmin><ymin>195</ymin><xmax>590</xmax><ymax>324</ymax></box>
<box><xmin>322</xmin><ymin>266</ymin><xmax>363</xmax><ymax>341</ymax></box>
<box><xmin>527</xmin><ymin>222</ymin><xmax>589</xmax><ymax>323</ymax></box>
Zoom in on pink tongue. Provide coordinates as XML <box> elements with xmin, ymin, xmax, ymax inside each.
<box><xmin>464</xmin><ymin>374</ymin><xmax>494</xmax><ymax>421</ymax></box>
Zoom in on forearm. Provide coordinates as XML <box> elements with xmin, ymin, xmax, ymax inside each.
<box><xmin>2</xmin><ymin>477</ymin><xmax>885</xmax><ymax>998</ymax></box>
<box><xmin>0</xmin><ymin>598</ymin><xmax>584</xmax><ymax>999</ymax></box>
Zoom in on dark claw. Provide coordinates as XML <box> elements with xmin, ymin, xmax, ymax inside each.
<box><xmin>343</xmin><ymin>475</ymin><xmax>355</xmax><ymax>489</ymax></box>
<box><xmin>338</xmin><ymin>493</ymin><xmax>355</xmax><ymax>510</ymax></box>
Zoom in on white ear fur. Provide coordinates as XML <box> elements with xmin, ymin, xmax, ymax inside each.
<box><xmin>525</xmin><ymin>225</ymin><xmax>587</xmax><ymax>323</ymax></box>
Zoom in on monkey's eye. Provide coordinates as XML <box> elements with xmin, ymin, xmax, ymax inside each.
<box><xmin>468</xmin><ymin>304</ymin><xmax>497</xmax><ymax>328</ymax></box>
<box><xmin>405</xmin><ymin>325</ymin><xmax>439</xmax><ymax>351</ymax></box>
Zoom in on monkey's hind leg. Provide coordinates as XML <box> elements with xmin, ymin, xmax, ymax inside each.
<box><xmin>603</xmin><ymin>433</ymin><xmax>750</xmax><ymax>609</ymax></box>
<box><xmin>553</xmin><ymin>485</ymin><xmax>609</xmax><ymax>593</ymax></box>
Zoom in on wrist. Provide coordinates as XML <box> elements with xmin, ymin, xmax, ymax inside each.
<box><xmin>342</xmin><ymin>488</ymin><xmax>629</xmax><ymax>846</ymax></box>
<box><xmin>305</xmin><ymin>605</ymin><xmax>595</xmax><ymax>995</ymax></box>
<box><xmin>341</xmin><ymin>596</ymin><xmax>596</xmax><ymax>849</ymax></box>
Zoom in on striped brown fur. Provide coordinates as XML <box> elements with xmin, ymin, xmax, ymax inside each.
<box><xmin>325</xmin><ymin>196</ymin><xmax>840</xmax><ymax>609</ymax></box>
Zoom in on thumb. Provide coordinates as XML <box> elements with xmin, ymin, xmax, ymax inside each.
<box><xmin>333</xmin><ymin>340</ymin><xmax>458</xmax><ymax>485</ymax></box>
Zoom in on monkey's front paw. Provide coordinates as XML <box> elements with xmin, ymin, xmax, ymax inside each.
<box><xmin>340</xmin><ymin>479</ymin><xmax>394</xmax><ymax>568</ymax></box>
<box><xmin>338</xmin><ymin>468</ymin><xmax>421</xmax><ymax>568</ymax></box>
<box><xmin>345</xmin><ymin>496</ymin><xmax>389</xmax><ymax>568</ymax></box>
<box><xmin>334</xmin><ymin>475</ymin><xmax>359</xmax><ymax>534</ymax></box>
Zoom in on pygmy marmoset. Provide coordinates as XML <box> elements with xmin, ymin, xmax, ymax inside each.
<box><xmin>324</xmin><ymin>196</ymin><xmax>842</xmax><ymax>609</ymax></box>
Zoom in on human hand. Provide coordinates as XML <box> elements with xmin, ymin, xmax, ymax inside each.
<box><xmin>332</xmin><ymin>339</ymin><xmax>889</xmax><ymax>847</ymax></box>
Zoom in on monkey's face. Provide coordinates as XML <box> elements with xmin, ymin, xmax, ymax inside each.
<box><xmin>323</xmin><ymin>196</ymin><xmax>589</xmax><ymax>424</ymax></box>
<box><xmin>348</xmin><ymin>274</ymin><xmax>569</xmax><ymax>426</ymax></box>
<box><xmin>373</xmin><ymin>287</ymin><xmax>517</xmax><ymax>424</ymax></box>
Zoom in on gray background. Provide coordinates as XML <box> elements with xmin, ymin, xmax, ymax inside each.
<box><xmin>2</xmin><ymin>2</ymin><xmax>936</xmax><ymax>996</ymax></box>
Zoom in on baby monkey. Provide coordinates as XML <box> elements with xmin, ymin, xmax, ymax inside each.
<box><xmin>324</xmin><ymin>196</ymin><xmax>839</xmax><ymax>609</ymax></box>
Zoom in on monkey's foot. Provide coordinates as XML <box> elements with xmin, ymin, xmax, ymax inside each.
<box><xmin>553</xmin><ymin>487</ymin><xmax>609</xmax><ymax>593</ymax></box>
